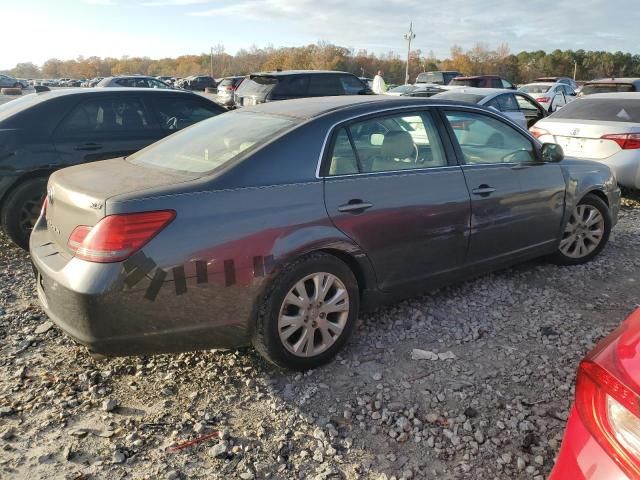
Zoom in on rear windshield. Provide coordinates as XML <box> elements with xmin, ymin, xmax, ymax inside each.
<box><xmin>236</xmin><ymin>76</ymin><xmax>278</xmax><ymax>97</ymax></box>
<box><xmin>128</xmin><ymin>111</ymin><xmax>298</xmax><ymax>174</ymax></box>
<box><xmin>449</xmin><ymin>78</ymin><xmax>481</xmax><ymax>87</ymax></box>
<box><xmin>0</xmin><ymin>93</ymin><xmax>47</xmax><ymax>123</ymax></box>
<box><xmin>550</xmin><ymin>98</ymin><xmax>640</xmax><ymax>122</ymax></box>
<box><xmin>581</xmin><ymin>83</ymin><xmax>637</xmax><ymax>95</ymax></box>
<box><xmin>431</xmin><ymin>91</ymin><xmax>486</xmax><ymax>104</ymax></box>
<box><xmin>520</xmin><ymin>84</ymin><xmax>551</xmax><ymax>94</ymax></box>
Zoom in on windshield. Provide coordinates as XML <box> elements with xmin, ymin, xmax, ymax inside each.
<box><xmin>581</xmin><ymin>83</ymin><xmax>636</xmax><ymax>95</ymax></box>
<box><xmin>520</xmin><ymin>84</ymin><xmax>551</xmax><ymax>94</ymax></box>
<box><xmin>236</xmin><ymin>76</ymin><xmax>278</xmax><ymax>97</ymax></box>
<box><xmin>129</xmin><ymin>111</ymin><xmax>299</xmax><ymax>174</ymax></box>
<box><xmin>550</xmin><ymin>98</ymin><xmax>640</xmax><ymax>122</ymax></box>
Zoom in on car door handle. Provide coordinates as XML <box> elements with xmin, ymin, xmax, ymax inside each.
<box><xmin>471</xmin><ymin>185</ymin><xmax>496</xmax><ymax>196</ymax></box>
<box><xmin>337</xmin><ymin>201</ymin><xmax>373</xmax><ymax>213</ymax></box>
<box><xmin>74</xmin><ymin>143</ymin><xmax>103</xmax><ymax>151</ymax></box>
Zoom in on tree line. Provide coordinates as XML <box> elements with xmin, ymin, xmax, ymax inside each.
<box><xmin>3</xmin><ymin>42</ymin><xmax>640</xmax><ymax>85</ymax></box>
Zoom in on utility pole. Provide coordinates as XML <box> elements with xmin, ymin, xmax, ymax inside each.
<box><xmin>573</xmin><ymin>60</ymin><xmax>578</xmax><ymax>81</ymax></box>
<box><xmin>210</xmin><ymin>47</ymin><xmax>214</xmax><ymax>78</ymax></box>
<box><xmin>404</xmin><ymin>22</ymin><xmax>416</xmax><ymax>85</ymax></box>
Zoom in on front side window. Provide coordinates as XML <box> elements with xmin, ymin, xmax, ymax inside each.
<box><xmin>515</xmin><ymin>94</ymin><xmax>541</xmax><ymax>113</ymax></box>
<box><xmin>129</xmin><ymin>111</ymin><xmax>298</xmax><ymax>174</ymax></box>
<box><xmin>445</xmin><ymin>110</ymin><xmax>536</xmax><ymax>165</ymax></box>
<box><xmin>487</xmin><ymin>94</ymin><xmax>519</xmax><ymax>112</ymax></box>
<box><xmin>55</xmin><ymin>96</ymin><xmax>150</xmax><ymax>135</ymax></box>
<box><xmin>327</xmin><ymin>111</ymin><xmax>447</xmax><ymax>175</ymax></box>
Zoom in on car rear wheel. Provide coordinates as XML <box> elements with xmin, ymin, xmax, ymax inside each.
<box><xmin>253</xmin><ymin>252</ymin><xmax>359</xmax><ymax>370</ymax></box>
<box><xmin>1</xmin><ymin>178</ymin><xmax>47</xmax><ymax>250</ymax></box>
<box><xmin>552</xmin><ymin>194</ymin><xmax>611</xmax><ymax>265</ymax></box>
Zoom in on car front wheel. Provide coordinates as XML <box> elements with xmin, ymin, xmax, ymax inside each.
<box><xmin>553</xmin><ymin>194</ymin><xmax>611</xmax><ymax>265</ymax></box>
<box><xmin>253</xmin><ymin>252</ymin><xmax>359</xmax><ymax>370</ymax></box>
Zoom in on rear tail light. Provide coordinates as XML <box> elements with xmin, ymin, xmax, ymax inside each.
<box><xmin>536</xmin><ymin>96</ymin><xmax>550</xmax><ymax>103</ymax></box>
<box><xmin>529</xmin><ymin>126</ymin><xmax>551</xmax><ymax>139</ymax></box>
<box><xmin>67</xmin><ymin>210</ymin><xmax>175</xmax><ymax>263</ymax></box>
<box><xmin>601</xmin><ymin>133</ymin><xmax>640</xmax><ymax>150</ymax></box>
<box><xmin>575</xmin><ymin>308</ymin><xmax>640</xmax><ymax>478</ymax></box>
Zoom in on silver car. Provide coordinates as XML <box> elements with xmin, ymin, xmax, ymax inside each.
<box><xmin>97</xmin><ymin>76</ymin><xmax>174</xmax><ymax>89</ymax></box>
<box><xmin>532</xmin><ymin>93</ymin><xmax>640</xmax><ymax>189</ymax></box>
<box><xmin>0</xmin><ymin>74</ymin><xmax>22</xmax><ymax>89</ymax></box>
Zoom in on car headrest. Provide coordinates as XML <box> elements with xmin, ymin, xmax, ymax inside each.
<box><xmin>382</xmin><ymin>131</ymin><xmax>414</xmax><ymax>159</ymax></box>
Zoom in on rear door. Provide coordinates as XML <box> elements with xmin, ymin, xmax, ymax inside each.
<box><xmin>308</xmin><ymin>74</ymin><xmax>343</xmax><ymax>97</ymax></box>
<box><xmin>323</xmin><ymin>109</ymin><xmax>471</xmax><ymax>292</ymax></box>
<box><xmin>53</xmin><ymin>94</ymin><xmax>157</xmax><ymax>167</ymax></box>
<box><xmin>441</xmin><ymin>108</ymin><xmax>565</xmax><ymax>265</ymax></box>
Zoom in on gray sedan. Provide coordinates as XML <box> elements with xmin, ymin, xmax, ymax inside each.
<box><xmin>30</xmin><ymin>96</ymin><xmax>620</xmax><ymax>370</ymax></box>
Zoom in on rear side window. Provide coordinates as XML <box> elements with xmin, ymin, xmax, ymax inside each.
<box><xmin>150</xmin><ymin>95</ymin><xmax>222</xmax><ymax>131</ymax></box>
<box><xmin>450</xmin><ymin>78</ymin><xmax>481</xmax><ymax>87</ymax></box>
<box><xmin>327</xmin><ymin>111</ymin><xmax>447</xmax><ymax>175</ymax></box>
<box><xmin>581</xmin><ymin>83</ymin><xmax>637</xmax><ymax>95</ymax></box>
<box><xmin>444</xmin><ymin>110</ymin><xmax>536</xmax><ymax>164</ymax></box>
<box><xmin>308</xmin><ymin>75</ymin><xmax>343</xmax><ymax>96</ymax></box>
<box><xmin>55</xmin><ymin>96</ymin><xmax>151</xmax><ymax>135</ymax></box>
<box><xmin>271</xmin><ymin>76</ymin><xmax>310</xmax><ymax>99</ymax></box>
<box><xmin>550</xmin><ymin>98</ymin><xmax>640</xmax><ymax>122</ymax></box>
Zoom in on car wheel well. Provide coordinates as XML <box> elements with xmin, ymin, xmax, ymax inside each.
<box><xmin>316</xmin><ymin>248</ymin><xmax>366</xmax><ymax>296</ymax></box>
<box><xmin>584</xmin><ymin>190</ymin><xmax>609</xmax><ymax>207</ymax></box>
<box><xmin>0</xmin><ymin>170</ymin><xmax>53</xmax><ymax>212</ymax></box>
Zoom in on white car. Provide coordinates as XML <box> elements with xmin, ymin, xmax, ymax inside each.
<box><xmin>519</xmin><ymin>82</ymin><xmax>577</xmax><ymax>112</ymax></box>
<box><xmin>431</xmin><ymin>87</ymin><xmax>547</xmax><ymax>129</ymax></box>
<box><xmin>531</xmin><ymin>93</ymin><xmax>640</xmax><ymax>188</ymax></box>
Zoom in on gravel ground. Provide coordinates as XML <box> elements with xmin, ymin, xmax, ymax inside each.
<box><xmin>1</xmin><ymin>196</ymin><xmax>639</xmax><ymax>480</ymax></box>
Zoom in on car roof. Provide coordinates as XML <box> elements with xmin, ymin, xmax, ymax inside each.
<box><xmin>453</xmin><ymin>75</ymin><xmax>500</xmax><ymax>80</ymax></box>
<box><xmin>250</xmin><ymin>70</ymin><xmax>353</xmax><ymax>77</ymax></box>
<box><xmin>239</xmin><ymin>95</ymin><xmax>485</xmax><ymax>120</ymax></box>
<box><xmin>438</xmin><ymin>87</ymin><xmax>509</xmax><ymax>96</ymax></box>
<box><xmin>17</xmin><ymin>87</ymin><xmax>197</xmax><ymax>101</ymax></box>
<box><xmin>586</xmin><ymin>78</ymin><xmax>640</xmax><ymax>84</ymax></box>
<box><xmin>522</xmin><ymin>82</ymin><xmax>556</xmax><ymax>87</ymax></box>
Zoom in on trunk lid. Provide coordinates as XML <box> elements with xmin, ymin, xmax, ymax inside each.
<box><xmin>537</xmin><ymin>119</ymin><xmax>640</xmax><ymax>159</ymax></box>
<box><xmin>45</xmin><ymin>157</ymin><xmax>196</xmax><ymax>254</ymax></box>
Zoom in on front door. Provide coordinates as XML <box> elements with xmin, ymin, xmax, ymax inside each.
<box><xmin>441</xmin><ymin>109</ymin><xmax>566</xmax><ymax>265</ymax></box>
<box><xmin>52</xmin><ymin>94</ymin><xmax>158</xmax><ymax>167</ymax></box>
<box><xmin>322</xmin><ymin>110</ymin><xmax>471</xmax><ymax>292</ymax></box>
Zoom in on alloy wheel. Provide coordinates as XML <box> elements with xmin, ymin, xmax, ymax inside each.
<box><xmin>559</xmin><ymin>204</ymin><xmax>605</xmax><ymax>259</ymax></box>
<box><xmin>278</xmin><ymin>272</ymin><xmax>349</xmax><ymax>358</ymax></box>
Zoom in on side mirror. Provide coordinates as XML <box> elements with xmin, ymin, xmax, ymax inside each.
<box><xmin>370</xmin><ymin>133</ymin><xmax>384</xmax><ymax>146</ymax></box>
<box><xmin>541</xmin><ymin>142</ymin><xmax>564</xmax><ymax>163</ymax></box>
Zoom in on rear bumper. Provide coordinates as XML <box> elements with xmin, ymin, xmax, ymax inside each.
<box><xmin>598</xmin><ymin>151</ymin><xmax>640</xmax><ymax>189</ymax></box>
<box><xmin>29</xmin><ymin>220</ymin><xmax>255</xmax><ymax>356</ymax></box>
<box><xmin>549</xmin><ymin>408</ymin><xmax>629</xmax><ymax>480</ymax></box>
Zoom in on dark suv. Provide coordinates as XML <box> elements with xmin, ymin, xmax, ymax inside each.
<box><xmin>0</xmin><ymin>88</ymin><xmax>225</xmax><ymax>248</ymax></box>
<box><xmin>449</xmin><ymin>75</ymin><xmax>516</xmax><ymax>89</ymax></box>
<box><xmin>234</xmin><ymin>70</ymin><xmax>372</xmax><ymax>106</ymax></box>
<box><xmin>180</xmin><ymin>76</ymin><xmax>217</xmax><ymax>91</ymax></box>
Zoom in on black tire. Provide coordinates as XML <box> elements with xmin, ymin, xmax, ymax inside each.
<box><xmin>253</xmin><ymin>252</ymin><xmax>359</xmax><ymax>370</ymax></box>
<box><xmin>13</xmin><ymin>83</ymin><xmax>20</xmax><ymax>89</ymax></box>
<box><xmin>552</xmin><ymin>194</ymin><xmax>611</xmax><ymax>266</ymax></box>
<box><xmin>1</xmin><ymin>178</ymin><xmax>48</xmax><ymax>250</ymax></box>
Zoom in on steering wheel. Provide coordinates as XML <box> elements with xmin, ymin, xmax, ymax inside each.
<box><xmin>166</xmin><ymin>116</ymin><xmax>178</xmax><ymax>130</ymax></box>
<box><xmin>502</xmin><ymin>149</ymin><xmax>531</xmax><ymax>163</ymax></box>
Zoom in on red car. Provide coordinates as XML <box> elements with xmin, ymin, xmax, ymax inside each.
<box><xmin>550</xmin><ymin>307</ymin><xmax>640</xmax><ymax>479</ymax></box>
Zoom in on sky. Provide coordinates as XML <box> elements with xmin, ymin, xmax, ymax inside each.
<box><xmin>2</xmin><ymin>0</ymin><xmax>637</xmax><ymax>70</ymax></box>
